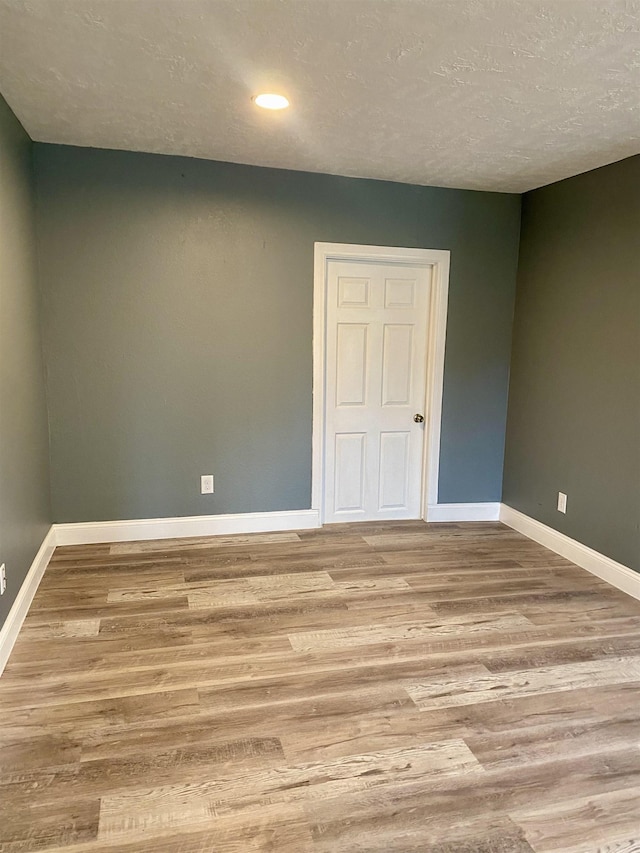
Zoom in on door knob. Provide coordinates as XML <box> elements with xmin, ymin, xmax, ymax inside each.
<box><xmin>413</xmin><ymin>413</ymin><xmax>424</xmax><ymax>423</ymax></box>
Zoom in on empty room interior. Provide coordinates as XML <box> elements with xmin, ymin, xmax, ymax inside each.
<box><xmin>1</xmin><ymin>0</ymin><xmax>640</xmax><ymax>850</ymax></box>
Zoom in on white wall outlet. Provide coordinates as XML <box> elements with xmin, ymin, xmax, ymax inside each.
<box><xmin>200</xmin><ymin>474</ymin><xmax>214</xmax><ymax>495</ymax></box>
<box><xmin>557</xmin><ymin>492</ymin><xmax>567</xmax><ymax>513</ymax></box>
<box><xmin>0</xmin><ymin>564</ymin><xmax>6</xmax><ymax>595</ymax></box>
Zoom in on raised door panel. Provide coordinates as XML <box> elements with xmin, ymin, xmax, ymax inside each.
<box><xmin>334</xmin><ymin>433</ymin><xmax>366</xmax><ymax>514</ymax></box>
<box><xmin>337</xmin><ymin>276</ymin><xmax>370</xmax><ymax>308</ymax></box>
<box><xmin>381</xmin><ymin>324</ymin><xmax>413</xmax><ymax>406</ymax></box>
<box><xmin>335</xmin><ymin>324</ymin><xmax>368</xmax><ymax>407</ymax></box>
<box><xmin>378</xmin><ymin>431</ymin><xmax>410</xmax><ymax>510</ymax></box>
<box><xmin>384</xmin><ymin>278</ymin><xmax>416</xmax><ymax>308</ymax></box>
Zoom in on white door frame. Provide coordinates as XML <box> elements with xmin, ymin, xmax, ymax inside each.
<box><xmin>312</xmin><ymin>242</ymin><xmax>450</xmax><ymax>524</ymax></box>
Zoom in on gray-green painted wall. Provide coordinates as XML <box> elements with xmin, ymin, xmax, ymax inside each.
<box><xmin>503</xmin><ymin>155</ymin><xmax>640</xmax><ymax>572</ymax></box>
<box><xmin>0</xmin><ymin>96</ymin><xmax>51</xmax><ymax>627</ymax></box>
<box><xmin>35</xmin><ymin>144</ymin><xmax>521</xmax><ymax>524</ymax></box>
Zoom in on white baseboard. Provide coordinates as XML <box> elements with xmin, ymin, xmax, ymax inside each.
<box><xmin>426</xmin><ymin>502</ymin><xmax>501</xmax><ymax>522</ymax></box>
<box><xmin>0</xmin><ymin>526</ymin><xmax>56</xmax><ymax>676</ymax></box>
<box><xmin>500</xmin><ymin>504</ymin><xmax>640</xmax><ymax>602</ymax></box>
<box><xmin>54</xmin><ymin>509</ymin><xmax>321</xmax><ymax>546</ymax></box>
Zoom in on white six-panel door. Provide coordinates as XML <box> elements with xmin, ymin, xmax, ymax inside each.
<box><xmin>324</xmin><ymin>259</ymin><xmax>432</xmax><ymax>523</ymax></box>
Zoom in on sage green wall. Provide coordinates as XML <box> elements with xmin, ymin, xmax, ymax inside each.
<box><xmin>0</xmin><ymin>96</ymin><xmax>51</xmax><ymax>628</ymax></box>
<box><xmin>35</xmin><ymin>144</ymin><xmax>521</xmax><ymax>523</ymax></box>
<box><xmin>503</xmin><ymin>155</ymin><xmax>640</xmax><ymax>571</ymax></box>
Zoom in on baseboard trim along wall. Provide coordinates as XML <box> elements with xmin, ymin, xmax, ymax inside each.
<box><xmin>426</xmin><ymin>503</ymin><xmax>501</xmax><ymax>522</ymax></box>
<box><xmin>51</xmin><ymin>504</ymin><xmax>504</xmax><ymax>546</ymax></box>
<box><xmin>0</xmin><ymin>526</ymin><xmax>56</xmax><ymax>676</ymax></box>
<box><xmin>54</xmin><ymin>509</ymin><xmax>322</xmax><ymax>546</ymax></box>
<box><xmin>500</xmin><ymin>504</ymin><xmax>640</xmax><ymax>602</ymax></box>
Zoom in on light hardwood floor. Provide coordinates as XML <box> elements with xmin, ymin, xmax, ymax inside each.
<box><xmin>1</xmin><ymin>520</ymin><xmax>640</xmax><ymax>852</ymax></box>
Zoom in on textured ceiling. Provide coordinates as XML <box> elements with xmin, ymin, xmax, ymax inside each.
<box><xmin>0</xmin><ymin>0</ymin><xmax>639</xmax><ymax>192</ymax></box>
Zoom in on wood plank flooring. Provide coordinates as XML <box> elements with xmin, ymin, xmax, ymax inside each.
<box><xmin>1</xmin><ymin>520</ymin><xmax>640</xmax><ymax>852</ymax></box>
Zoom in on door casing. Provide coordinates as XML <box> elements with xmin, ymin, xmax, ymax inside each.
<box><xmin>312</xmin><ymin>242</ymin><xmax>450</xmax><ymax>524</ymax></box>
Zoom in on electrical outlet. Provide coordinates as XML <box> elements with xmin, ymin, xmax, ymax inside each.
<box><xmin>557</xmin><ymin>492</ymin><xmax>567</xmax><ymax>514</ymax></box>
<box><xmin>0</xmin><ymin>564</ymin><xmax>6</xmax><ymax>595</ymax></box>
<box><xmin>200</xmin><ymin>474</ymin><xmax>214</xmax><ymax>494</ymax></box>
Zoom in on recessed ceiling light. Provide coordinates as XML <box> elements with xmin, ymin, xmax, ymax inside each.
<box><xmin>254</xmin><ymin>93</ymin><xmax>290</xmax><ymax>110</ymax></box>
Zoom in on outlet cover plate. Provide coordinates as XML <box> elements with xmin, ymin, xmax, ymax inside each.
<box><xmin>201</xmin><ymin>475</ymin><xmax>214</xmax><ymax>495</ymax></box>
